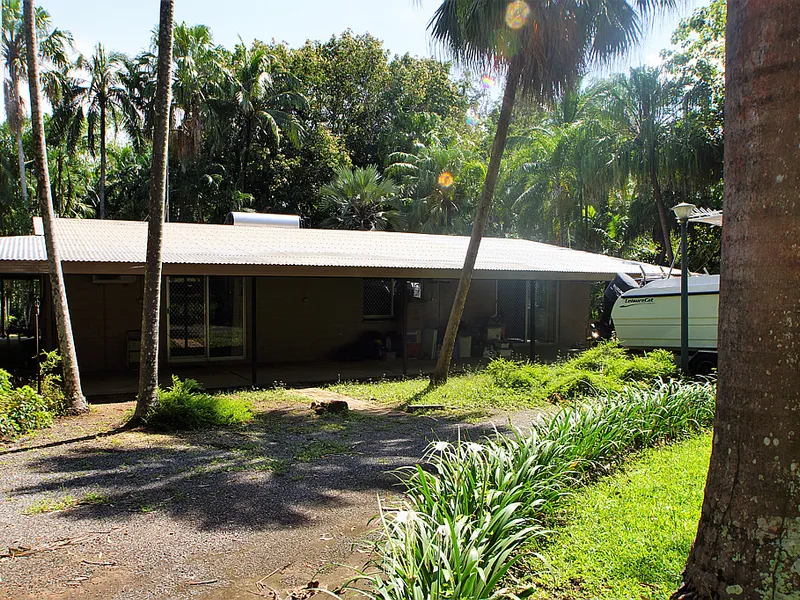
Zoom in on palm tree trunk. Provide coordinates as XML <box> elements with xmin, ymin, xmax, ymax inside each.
<box><xmin>132</xmin><ymin>0</ymin><xmax>174</xmax><ymax>423</ymax></box>
<box><xmin>672</xmin><ymin>1</ymin><xmax>800</xmax><ymax>597</ymax></box>
<box><xmin>651</xmin><ymin>159</ymin><xmax>674</xmax><ymax>263</ymax></box>
<box><xmin>55</xmin><ymin>151</ymin><xmax>63</xmax><ymax>215</ymax></box>
<box><xmin>22</xmin><ymin>0</ymin><xmax>87</xmax><ymax>413</ymax></box>
<box><xmin>239</xmin><ymin>120</ymin><xmax>252</xmax><ymax>190</ymax></box>
<box><xmin>430</xmin><ymin>56</ymin><xmax>522</xmax><ymax>385</ymax></box>
<box><xmin>578</xmin><ymin>187</ymin><xmax>585</xmax><ymax>248</ymax></box>
<box><xmin>7</xmin><ymin>68</ymin><xmax>29</xmax><ymax>208</ymax></box>
<box><xmin>99</xmin><ymin>100</ymin><xmax>106</xmax><ymax>219</ymax></box>
<box><xmin>15</xmin><ymin>123</ymin><xmax>28</xmax><ymax>207</ymax></box>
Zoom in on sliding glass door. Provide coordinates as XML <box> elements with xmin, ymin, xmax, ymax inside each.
<box><xmin>168</xmin><ymin>276</ymin><xmax>206</xmax><ymax>359</ymax></box>
<box><xmin>208</xmin><ymin>276</ymin><xmax>245</xmax><ymax>358</ymax></box>
<box><xmin>167</xmin><ymin>276</ymin><xmax>245</xmax><ymax>361</ymax></box>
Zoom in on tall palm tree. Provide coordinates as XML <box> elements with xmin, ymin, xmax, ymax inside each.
<box><xmin>2</xmin><ymin>0</ymin><xmax>71</xmax><ymax>207</ymax></box>
<box><xmin>171</xmin><ymin>23</ymin><xmax>219</xmax><ymax>165</ymax></box>
<box><xmin>46</xmin><ymin>65</ymin><xmax>86</xmax><ymax>213</ymax></box>
<box><xmin>78</xmin><ymin>43</ymin><xmax>127</xmax><ymax>219</ymax></box>
<box><xmin>673</xmin><ymin>0</ymin><xmax>800</xmax><ymax>596</ymax></box>
<box><xmin>321</xmin><ymin>165</ymin><xmax>401</xmax><ymax>231</ymax></box>
<box><xmin>22</xmin><ymin>0</ymin><xmax>86</xmax><ymax>412</ymax></box>
<box><xmin>386</xmin><ymin>134</ymin><xmax>475</xmax><ymax>234</ymax></box>
<box><xmin>606</xmin><ymin>66</ymin><xmax>676</xmax><ymax>263</ymax></box>
<box><xmin>509</xmin><ymin>82</ymin><xmax>615</xmax><ymax>248</ymax></box>
<box><xmin>429</xmin><ymin>0</ymin><xmax>677</xmax><ymax>384</ymax></box>
<box><xmin>133</xmin><ymin>0</ymin><xmax>174</xmax><ymax>423</ymax></box>
<box><xmin>114</xmin><ymin>53</ymin><xmax>155</xmax><ymax>152</ymax></box>
<box><xmin>222</xmin><ymin>42</ymin><xmax>306</xmax><ymax>190</ymax></box>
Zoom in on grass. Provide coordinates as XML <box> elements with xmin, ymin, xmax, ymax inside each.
<box><xmin>486</xmin><ymin>342</ymin><xmax>677</xmax><ymax>404</ymax></box>
<box><xmin>332</xmin><ymin>343</ymin><xmax>677</xmax><ymax>412</ymax></box>
<box><xmin>294</xmin><ymin>440</ymin><xmax>352</xmax><ymax>462</ymax></box>
<box><xmin>332</xmin><ymin>371</ymin><xmax>541</xmax><ymax>412</ymax></box>
<box><xmin>146</xmin><ymin>377</ymin><xmax>255</xmax><ymax>429</ymax></box>
<box><xmin>353</xmin><ymin>381</ymin><xmax>715</xmax><ymax>600</ymax></box>
<box><xmin>145</xmin><ymin>379</ymin><xmax>315</xmax><ymax>431</ymax></box>
<box><xmin>24</xmin><ymin>490</ymin><xmax>110</xmax><ymax>515</ymax></box>
<box><xmin>522</xmin><ymin>433</ymin><xmax>711</xmax><ymax>599</ymax></box>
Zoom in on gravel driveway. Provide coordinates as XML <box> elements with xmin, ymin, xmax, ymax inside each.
<box><xmin>0</xmin><ymin>391</ymin><xmax>543</xmax><ymax>600</ymax></box>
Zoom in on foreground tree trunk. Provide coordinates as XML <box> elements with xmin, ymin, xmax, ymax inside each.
<box><xmin>430</xmin><ymin>57</ymin><xmax>522</xmax><ymax>385</ymax></box>
<box><xmin>673</xmin><ymin>1</ymin><xmax>800</xmax><ymax>597</ymax></box>
<box><xmin>132</xmin><ymin>0</ymin><xmax>174</xmax><ymax>422</ymax></box>
<box><xmin>22</xmin><ymin>0</ymin><xmax>87</xmax><ymax>412</ymax></box>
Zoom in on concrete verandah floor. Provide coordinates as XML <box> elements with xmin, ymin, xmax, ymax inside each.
<box><xmin>82</xmin><ymin>358</ymin><xmax>486</xmax><ymax>399</ymax></box>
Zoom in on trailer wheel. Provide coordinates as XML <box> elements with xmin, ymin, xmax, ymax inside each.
<box><xmin>689</xmin><ymin>352</ymin><xmax>718</xmax><ymax>376</ymax></box>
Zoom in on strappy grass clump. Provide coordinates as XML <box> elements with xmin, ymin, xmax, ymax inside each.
<box><xmin>354</xmin><ymin>381</ymin><xmax>715</xmax><ymax>600</ymax></box>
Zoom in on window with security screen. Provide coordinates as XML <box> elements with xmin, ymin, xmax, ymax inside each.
<box><xmin>363</xmin><ymin>278</ymin><xmax>396</xmax><ymax>319</ymax></box>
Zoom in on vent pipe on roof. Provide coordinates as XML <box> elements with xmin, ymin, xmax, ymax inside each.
<box><xmin>224</xmin><ymin>212</ymin><xmax>301</xmax><ymax>228</ymax></box>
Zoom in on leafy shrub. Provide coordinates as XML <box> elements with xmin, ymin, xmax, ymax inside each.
<box><xmin>0</xmin><ymin>369</ymin><xmax>54</xmax><ymax>439</ymax></box>
<box><xmin>38</xmin><ymin>350</ymin><xmax>67</xmax><ymax>414</ymax></box>
<box><xmin>146</xmin><ymin>376</ymin><xmax>253</xmax><ymax>429</ymax></box>
<box><xmin>486</xmin><ymin>342</ymin><xmax>677</xmax><ymax>404</ymax></box>
<box><xmin>356</xmin><ymin>381</ymin><xmax>715</xmax><ymax>600</ymax></box>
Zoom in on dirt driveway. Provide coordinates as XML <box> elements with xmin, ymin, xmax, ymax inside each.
<box><xmin>0</xmin><ymin>390</ymin><xmax>539</xmax><ymax>600</ymax></box>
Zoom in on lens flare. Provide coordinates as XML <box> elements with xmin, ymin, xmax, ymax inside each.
<box><xmin>438</xmin><ymin>172</ymin><xmax>455</xmax><ymax>188</ymax></box>
<box><xmin>480</xmin><ymin>75</ymin><xmax>495</xmax><ymax>89</ymax></box>
<box><xmin>505</xmin><ymin>0</ymin><xmax>530</xmax><ymax>30</ymax></box>
<box><xmin>465</xmin><ymin>109</ymin><xmax>480</xmax><ymax>127</ymax></box>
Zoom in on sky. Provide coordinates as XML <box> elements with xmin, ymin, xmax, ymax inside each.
<box><xmin>3</xmin><ymin>0</ymin><xmax>709</xmax><ymax>113</ymax></box>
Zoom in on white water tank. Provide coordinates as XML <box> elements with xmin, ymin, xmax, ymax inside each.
<box><xmin>224</xmin><ymin>212</ymin><xmax>301</xmax><ymax>228</ymax></box>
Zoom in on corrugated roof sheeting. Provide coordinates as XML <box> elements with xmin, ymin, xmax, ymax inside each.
<box><xmin>0</xmin><ymin>218</ymin><xmax>665</xmax><ymax>279</ymax></box>
<box><xmin>0</xmin><ymin>235</ymin><xmax>46</xmax><ymax>261</ymax></box>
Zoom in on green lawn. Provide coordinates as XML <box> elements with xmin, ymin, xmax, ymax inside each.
<box><xmin>520</xmin><ymin>433</ymin><xmax>711</xmax><ymax>599</ymax></box>
<box><xmin>330</xmin><ymin>371</ymin><xmax>544</xmax><ymax>412</ymax></box>
<box><xmin>330</xmin><ymin>343</ymin><xmax>678</xmax><ymax>413</ymax></box>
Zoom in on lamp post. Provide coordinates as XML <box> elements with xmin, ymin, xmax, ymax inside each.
<box><xmin>672</xmin><ymin>202</ymin><xmax>696</xmax><ymax>375</ymax></box>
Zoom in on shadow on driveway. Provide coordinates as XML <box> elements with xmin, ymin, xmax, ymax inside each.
<box><xmin>7</xmin><ymin>404</ymin><xmax>502</xmax><ymax>532</ymax></box>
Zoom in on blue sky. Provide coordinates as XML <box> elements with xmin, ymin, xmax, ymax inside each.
<box><xmin>6</xmin><ymin>0</ymin><xmax>708</xmax><ymax>111</ymax></box>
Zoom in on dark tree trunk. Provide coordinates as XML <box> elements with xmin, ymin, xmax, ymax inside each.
<box><xmin>673</xmin><ymin>2</ymin><xmax>800</xmax><ymax>597</ymax></box>
<box><xmin>430</xmin><ymin>56</ymin><xmax>523</xmax><ymax>385</ymax></box>
<box><xmin>55</xmin><ymin>152</ymin><xmax>63</xmax><ymax>215</ymax></box>
<box><xmin>239</xmin><ymin>120</ymin><xmax>252</xmax><ymax>191</ymax></box>
<box><xmin>651</xmin><ymin>158</ymin><xmax>674</xmax><ymax>264</ymax></box>
<box><xmin>99</xmin><ymin>100</ymin><xmax>106</xmax><ymax>219</ymax></box>
<box><xmin>132</xmin><ymin>0</ymin><xmax>174</xmax><ymax>423</ymax></box>
<box><xmin>22</xmin><ymin>0</ymin><xmax>87</xmax><ymax>412</ymax></box>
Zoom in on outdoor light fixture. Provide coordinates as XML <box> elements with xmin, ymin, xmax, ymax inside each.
<box><xmin>672</xmin><ymin>202</ymin><xmax>696</xmax><ymax>222</ymax></box>
<box><xmin>672</xmin><ymin>202</ymin><xmax>696</xmax><ymax>375</ymax></box>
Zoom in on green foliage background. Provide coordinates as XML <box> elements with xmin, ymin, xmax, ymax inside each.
<box><xmin>2</xmin><ymin>2</ymin><xmax>726</xmax><ymax>272</ymax></box>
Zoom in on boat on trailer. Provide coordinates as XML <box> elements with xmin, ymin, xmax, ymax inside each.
<box><xmin>596</xmin><ymin>207</ymin><xmax>722</xmax><ymax>373</ymax></box>
<box><xmin>611</xmin><ymin>274</ymin><xmax>719</xmax><ymax>351</ymax></box>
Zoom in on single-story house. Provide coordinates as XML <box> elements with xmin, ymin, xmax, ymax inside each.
<box><xmin>0</xmin><ymin>216</ymin><xmax>664</xmax><ymax>395</ymax></box>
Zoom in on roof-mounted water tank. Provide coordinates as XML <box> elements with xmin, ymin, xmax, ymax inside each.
<box><xmin>224</xmin><ymin>212</ymin><xmax>301</xmax><ymax>228</ymax></box>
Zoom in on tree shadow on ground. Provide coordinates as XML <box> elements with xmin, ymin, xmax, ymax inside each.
<box><xmin>9</xmin><ymin>405</ymin><xmax>510</xmax><ymax>533</ymax></box>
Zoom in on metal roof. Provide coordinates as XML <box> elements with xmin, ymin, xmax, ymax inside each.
<box><xmin>689</xmin><ymin>208</ymin><xmax>723</xmax><ymax>227</ymax></box>
<box><xmin>0</xmin><ymin>217</ymin><xmax>666</xmax><ymax>280</ymax></box>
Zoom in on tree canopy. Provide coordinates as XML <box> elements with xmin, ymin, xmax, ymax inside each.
<box><xmin>1</xmin><ymin>2</ymin><xmax>726</xmax><ymax>272</ymax></box>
